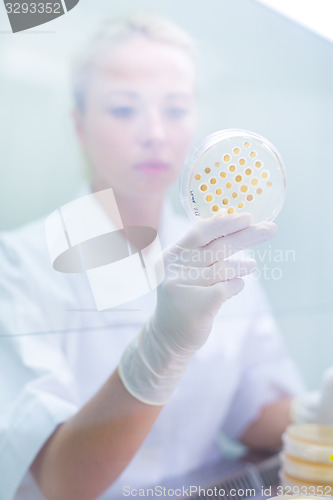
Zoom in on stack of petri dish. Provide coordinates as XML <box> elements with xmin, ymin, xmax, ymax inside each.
<box><xmin>280</xmin><ymin>424</ymin><xmax>333</xmax><ymax>494</ymax></box>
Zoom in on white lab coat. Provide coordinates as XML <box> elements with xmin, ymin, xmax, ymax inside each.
<box><xmin>0</xmin><ymin>196</ymin><xmax>303</xmax><ymax>500</ymax></box>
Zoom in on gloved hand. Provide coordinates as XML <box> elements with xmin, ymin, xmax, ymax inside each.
<box><xmin>291</xmin><ymin>366</ymin><xmax>333</xmax><ymax>424</ymax></box>
<box><xmin>118</xmin><ymin>213</ymin><xmax>277</xmax><ymax>405</ymax></box>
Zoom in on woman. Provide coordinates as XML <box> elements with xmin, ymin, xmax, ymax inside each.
<box><xmin>0</xmin><ymin>14</ymin><xmax>304</xmax><ymax>500</ymax></box>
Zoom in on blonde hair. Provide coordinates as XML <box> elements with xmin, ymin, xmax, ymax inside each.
<box><xmin>72</xmin><ymin>13</ymin><xmax>196</xmax><ymax>112</ymax></box>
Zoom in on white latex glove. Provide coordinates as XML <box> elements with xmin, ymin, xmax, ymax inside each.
<box><xmin>291</xmin><ymin>367</ymin><xmax>333</xmax><ymax>424</ymax></box>
<box><xmin>118</xmin><ymin>213</ymin><xmax>277</xmax><ymax>405</ymax></box>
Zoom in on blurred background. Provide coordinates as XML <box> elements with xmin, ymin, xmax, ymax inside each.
<box><xmin>1</xmin><ymin>0</ymin><xmax>333</xmax><ymax>391</ymax></box>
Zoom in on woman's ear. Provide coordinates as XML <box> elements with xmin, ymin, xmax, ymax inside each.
<box><xmin>72</xmin><ymin>108</ymin><xmax>87</xmax><ymax>148</ymax></box>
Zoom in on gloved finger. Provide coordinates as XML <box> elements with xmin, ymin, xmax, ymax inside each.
<box><xmin>211</xmin><ymin>221</ymin><xmax>277</xmax><ymax>260</ymax></box>
<box><xmin>290</xmin><ymin>392</ymin><xmax>320</xmax><ymax>424</ymax></box>
<box><xmin>171</xmin><ymin>222</ymin><xmax>277</xmax><ymax>267</ymax></box>
<box><xmin>176</xmin><ymin>213</ymin><xmax>253</xmax><ymax>249</ymax></box>
<box><xmin>169</xmin><ymin>258</ymin><xmax>257</xmax><ymax>286</ymax></box>
<box><xmin>317</xmin><ymin>366</ymin><xmax>333</xmax><ymax>423</ymax></box>
<box><xmin>206</xmin><ymin>278</ymin><xmax>245</xmax><ymax>315</ymax></box>
<box><xmin>170</xmin><ymin>278</ymin><xmax>245</xmax><ymax>323</ymax></box>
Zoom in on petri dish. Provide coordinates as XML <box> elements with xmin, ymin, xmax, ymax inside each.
<box><xmin>180</xmin><ymin>129</ymin><xmax>287</xmax><ymax>224</ymax></box>
<box><xmin>283</xmin><ymin>424</ymin><xmax>333</xmax><ymax>464</ymax></box>
<box><xmin>281</xmin><ymin>453</ymin><xmax>333</xmax><ymax>482</ymax></box>
<box><xmin>279</xmin><ymin>472</ymin><xmax>333</xmax><ymax>495</ymax></box>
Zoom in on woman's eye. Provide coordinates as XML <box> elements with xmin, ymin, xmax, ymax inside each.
<box><xmin>107</xmin><ymin>106</ymin><xmax>135</xmax><ymax>118</ymax></box>
<box><xmin>164</xmin><ymin>107</ymin><xmax>188</xmax><ymax>119</ymax></box>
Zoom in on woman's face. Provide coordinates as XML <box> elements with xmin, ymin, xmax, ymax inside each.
<box><xmin>76</xmin><ymin>35</ymin><xmax>197</xmax><ymax>199</ymax></box>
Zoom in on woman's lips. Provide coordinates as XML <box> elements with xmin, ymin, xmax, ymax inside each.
<box><xmin>134</xmin><ymin>160</ymin><xmax>169</xmax><ymax>175</ymax></box>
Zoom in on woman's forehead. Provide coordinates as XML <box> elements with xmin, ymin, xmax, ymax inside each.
<box><xmin>91</xmin><ymin>36</ymin><xmax>196</xmax><ymax>87</ymax></box>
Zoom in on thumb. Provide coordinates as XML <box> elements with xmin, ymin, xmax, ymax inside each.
<box><xmin>317</xmin><ymin>366</ymin><xmax>333</xmax><ymax>423</ymax></box>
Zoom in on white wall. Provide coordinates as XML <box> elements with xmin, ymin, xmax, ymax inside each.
<box><xmin>1</xmin><ymin>0</ymin><xmax>333</xmax><ymax>389</ymax></box>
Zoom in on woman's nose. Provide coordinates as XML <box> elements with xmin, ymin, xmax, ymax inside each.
<box><xmin>138</xmin><ymin>109</ymin><xmax>166</xmax><ymax>149</ymax></box>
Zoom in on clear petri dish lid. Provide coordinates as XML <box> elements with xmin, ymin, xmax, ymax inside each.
<box><xmin>281</xmin><ymin>452</ymin><xmax>333</xmax><ymax>482</ymax></box>
<box><xmin>179</xmin><ymin>129</ymin><xmax>286</xmax><ymax>224</ymax></box>
<box><xmin>279</xmin><ymin>471</ymin><xmax>333</xmax><ymax>493</ymax></box>
<box><xmin>286</xmin><ymin>424</ymin><xmax>333</xmax><ymax>446</ymax></box>
<box><xmin>282</xmin><ymin>425</ymin><xmax>333</xmax><ymax>464</ymax></box>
